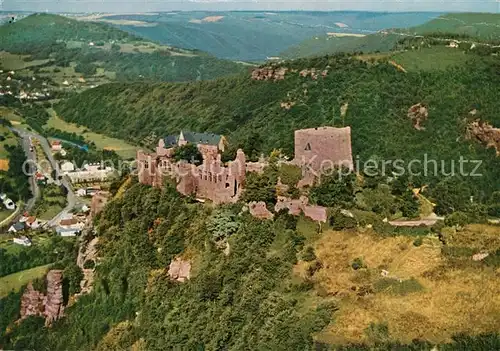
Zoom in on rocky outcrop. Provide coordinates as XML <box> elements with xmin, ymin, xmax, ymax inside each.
<box><xmin>19</xmin><ymin>270</ymin><xmax>64</xmax><ymax>326</ymax></box>
<box><xmin>408</xmin><ymin>103</ymin><xmax>428</xmax><ymax>130</ymax></box>
<box><xmin>251</xmin><ymin>67</ymin><xmax>287</xmax><ymax>81</ymax></box>
<box><xmin>274</xmin><ymin>196</ymin><xmax>328</xmax><ymax>223</ymax></box>
<box><xmin>168</xmin><ymin>259</ymin><xmax>191</xmax><ymax>282</ymax></box>
<box><xmin>44</xmin><ymin>270</ymin><xmax>64</xmax><ymax>326</ymax></box>
<box><xmin>20</xmin><ymin>283</ymin><xmax>45</xmax><ymax>319</ymax></box>
<box><xmin>467</xmin><ymin>119</ymin><xmax>500</xmax><ymax>156</ymax></box>
<box><xmin>248</xmin><ymin>201</ymin><xmax>274</xmax><ymax>220</ymax></box>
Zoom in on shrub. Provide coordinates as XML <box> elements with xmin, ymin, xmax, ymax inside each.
<box><xmin>301</xmin><ymin>246</ymin><xmax>316</xmax><ymax>262</ymax></box>
<box><xmin>329</xmin><ymin>209</ymin><xmax>357</xmax><ymax>230</ymax></box>
<box><xmin>351</xmin><ymin>257</ymin><xmax>365</xmax><ymax>270</ymax></box>
<box><xmin>444</xmin><ymin>211</ymin><xmax>469</xmax><ymax>227</ymax></box>
<box><xmin>413</xmin><ymin>237</ymin><xmax>423</xmax><ymax>247</ymax></box>
<box><xmin>83</xmin><ymin>260</ymin><xmax>95</xmax><ymax>269</ymax></box>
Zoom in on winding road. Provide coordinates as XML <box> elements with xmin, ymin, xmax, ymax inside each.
<box><xmin>11</xmin><ymin>127</ymin><xmax>83</xmax><ymax>227</ymax></box>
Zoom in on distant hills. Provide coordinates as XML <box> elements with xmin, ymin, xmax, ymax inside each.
<box><xmin>409</xmin><ymin>13</ymin><xmax>500</xmax><ymax>41</ymax></box>
<box><xmin>0</xmin><ymin>13</ymin><xmax>246</xmax><ymax>83</ymax></box>
<box><xmin>89</xmin><ymin>11</ymin><xmax>441</xmax><ymax>61</ymax></box>
<box><xmin>281</xmin><ymin>13</ymin><xmax>500</xmax><ymax>59</ymax></box>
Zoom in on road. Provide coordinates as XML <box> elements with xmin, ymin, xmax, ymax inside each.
<box><xmin>11</xmin><ymin>127</ymin><xmax>83</xmax><ymax>227</ymax></box>
<box><xmin>19</xmin><ymin>131</ymin><xmax>40</xmax><ymax>212</ymax></box>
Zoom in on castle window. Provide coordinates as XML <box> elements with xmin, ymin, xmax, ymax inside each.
<box><xmin>304</xmin><ymin>143</ymin><xmax>312</xmax><ymax>151</ymax></box>
<box><xmin>144</xmin><ymin>162</ymin><xmax>149</xmax><ymax>169</ymax></box>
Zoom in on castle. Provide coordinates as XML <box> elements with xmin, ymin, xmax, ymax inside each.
<box><xmin>137</xmin><ymin>127</ymin><xmax>353</xmax><ymax>204</ymax></box>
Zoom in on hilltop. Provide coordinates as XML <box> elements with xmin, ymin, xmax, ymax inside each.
<box><xmin>409</xmin><ymin>13</ymin><xmax>500</xmax><ymax>41</ymax></box>
<box><xmin>0</xmin><ymin>13</ymin><xmax>246</xmax><ymax>83</ymax></box>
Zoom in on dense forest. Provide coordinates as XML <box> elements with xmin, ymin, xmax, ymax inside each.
<box><xmin>1</xmin><ymin>179</ymin><xmax>499</xmax><ymax>349</ymax></box>
<box><xmin>55</xmin><ymin>52</ymin><xmax>500</xmax><ymax>210</ymax></box>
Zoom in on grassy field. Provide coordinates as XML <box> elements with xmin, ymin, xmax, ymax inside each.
<box><xmin>0</xmin><ymin>106</ymin><xmax>24</xmax><ymax>122</ymax></box>
<box><xmin>390</xmin><ymin>47</ymin><xmax>470</xmax><ymax>71</ymax></box>
<box><xmin>299</xmin><ymin>225</ymin><xmax>500</xmax><ymax>345</ymax></box>
<box><xmin>45</xmin><ymin>109</ymin><xmax>141</xmax><ymax>159</ymax></box>
<box><xmin>0</xmin><ymin>264</ymin><xmax>51</xmax><ymax>298</ymax></box>
<box><xmin>0</xmin><ymin>51</ymin><xmax>51</xmax><ymax>71</ymax></box>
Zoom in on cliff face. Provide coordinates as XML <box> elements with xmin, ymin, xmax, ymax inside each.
<box><xmin>467</xmin><ymin>119</ymin><xmax>500</xmax><ymax>156</ymax></box>
<box><xmin>251</xmin><ymin>67</ymin><xmax>287</xmax><ymax>81</ymax></box>
<box><xmin>20</xmin><ymin>283</ymin><xmax>45</xmax><ymax>319</ymax></box>
<box><xmin>44</xmin><ymin>270</ymin><xmax>64</xmax><ymax>326</ymax></box>
<box><xmin>408</xmin><ymin>103</ymin><xmax>428</xmax><ymax>130</ymax></box>
<box><xmin>19</xmin><ymin>270</ymin><xmax>65</xmax><ymax>327</ymax></box>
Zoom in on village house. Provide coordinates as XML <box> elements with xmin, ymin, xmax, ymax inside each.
<box><xmin>60</xmin><ymin>161</ymin><xmax>75</xmax><ymax>173</ymax></box>
<box><xmin>13</xmin><ymin>235</ymin><xmax>32</xmax><ymax>246</ymax></box>
<box><xmin>1</xmin><ymin>193</ymin><xmax>16</xmax><ymax>210</ymax></box>
<box><xmin>8</xmin><ymin>222</ymin><xmax>26</xmax><ymax>233</ymax></box>
<box><xmin>20</xmin><ymin>215</ymin><xmax>42</xmax><ymax>230</ymax></box>
<box><xmin>51</xmin><ymin>140</ymin><xmax>62</xmax><ymax>152</ymax></box>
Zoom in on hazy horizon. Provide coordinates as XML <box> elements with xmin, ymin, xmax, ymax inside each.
<box><xmin>2</xmin><ymin>0</ymin><xmax>499</xmax><ymax>14</ymax></box>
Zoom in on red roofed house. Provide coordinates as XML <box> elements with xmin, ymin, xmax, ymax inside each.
<box><xmin>51</xmin><ymin>141</ymin><xmax>62</xmax><ymax>152</ymax></box>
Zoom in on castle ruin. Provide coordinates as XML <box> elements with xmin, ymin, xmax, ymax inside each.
<box><xmin>137</xmin><ymin>127</ymin><xmax>353</xmax><ymax>205</ymax></box>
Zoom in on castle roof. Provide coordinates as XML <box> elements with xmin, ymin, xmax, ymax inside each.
<box><xmin>181</xmin><ymin>131</ymin><xmax>222</xmax><ymax>146</ymax></box>
<box><xmin>163</xmin><ymin>135</ymin><xmax>178</xmax><ymax>147</ymax></box>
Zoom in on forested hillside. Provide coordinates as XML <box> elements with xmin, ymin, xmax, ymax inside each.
<box><xmin>2</xmin><ymin>180</ymin><xmax>500</xmax><ymax>349</ymax></box>
<box><xmin>55</xmin><ymin>49</ymin><xmax>500</xmax><ymax>206</ymax></box>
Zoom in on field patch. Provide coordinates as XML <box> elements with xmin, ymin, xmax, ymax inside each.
<box><xmin>45</xmin><ymin>110</ymin><xmax>140</xmax><ymax>159</ymax></box>
<box><xmin>301</xmin><ymin>229</ymin><xmax>500</xmax><ymax>345</ymax></box>
<box><xmin>0</xmin><ymin>264</ymin><xmax>51</xmax><ymax>298</ymax></box>
<box><xmin>0</xmin><ymin>51</ymin><xmax>50</xmax><ymax>70</ymax></box>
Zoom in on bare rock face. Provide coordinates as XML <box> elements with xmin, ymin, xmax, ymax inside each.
<box><xmin>44</xmin><ymin>270</ymin><xmax>64</xmax><ymax>326</ymax></box>
<box><xmin>408</xmin><ymin>103</ymin><xmax>428</xmax><ymax>130</ymax></box>
<box><xmin>467</xmin><ymin>119</ymin><xmax>500</xmax><ymax>156</ymax></box>
<box><xmin>168</xmin><ymin>259</ymin><xmax>191</xmax><ymax>282</ymax></box>
<box><xmin>251</xmin><ymin>67</ymin><xmax>288</xmax><ymax>81</ymax></box>
<box><xmin>20</xmin><ymin>283</ymin><xmax>45</xmax><ymax>319</ymax></box>
<box><xmin>19</xmin><ymin>270</ymin><xmax>65</xmax><ymax>326</ymax></box>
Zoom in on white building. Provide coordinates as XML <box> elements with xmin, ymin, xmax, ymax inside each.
<box><xmin>61</xmin><ymin>161</ymin><xmax>75</xmax><ymax>173</ymax></box>
<box><xmin>0</xmin><ymin>193</ymin><xmax>16</xmax><ymax>210</ymax></box>
<box><xmin>67</xmin><ymin>164</ymin><xmax>116</xmax><ymax>184</ymax></box>
<box><xmin>13</xmin><ymin>236</ymin><xmax>32</xmax><ymax>246</ymax></box>
<box><xmin>56</xmin><ymin>227</ymin><xmax>80</xmax><ymax>237</ymax></box>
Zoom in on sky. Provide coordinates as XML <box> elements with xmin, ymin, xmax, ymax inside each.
<box><xmin>1</xmin><ymin>0</ymin><xmax>499</xmax><ymax>13</ymax></box>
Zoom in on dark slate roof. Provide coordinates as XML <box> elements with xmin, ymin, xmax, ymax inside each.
<box><xmin>181</xmin><ymin>131</ymin><xmax>222</xmax><ymax>146</ymax></box>
<box><xmin>13</xmin><ymin>222</ymin><xmax>25</xmax><ymax>231</ymax></box>
<box><xmin>163</xmin><ymin>135</ymin><xmax>178</xmax><ymax>147</ymax></box>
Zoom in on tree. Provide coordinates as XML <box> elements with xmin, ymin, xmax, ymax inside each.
<box><xmin>172</xmin><ymin>144</ymin><xmax>203</xmax><ymax>164</ymax></box>
<box><xmin>240</xmin><ymin>171</ymin><xmax>277</xmax><ymax>207</ymax></box>
<box><xmin>310</xmin><ymin>167</ymin><xmax>355</xmax><ymax>208</ymax></box>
